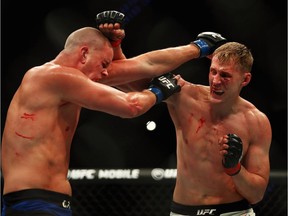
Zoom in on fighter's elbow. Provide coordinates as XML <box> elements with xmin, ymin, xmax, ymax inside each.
<box><xmin>119</xmin><ymin>107</ymin><xmax>143</xmax><ymax>119</ymax></box>
<box><xmin>248</xmin><ymin>191</ymin><xmax>265</xmax><ymax>205</ymax></box>
<box><xmin>119</xmin><ymin>92</ymin><xmax>155</xmax><ymax>118</ymax></box>
<box><xmin>128</xmin><ymin>103</ymin><xmax>148</xmax><ymax>118</ymax></box>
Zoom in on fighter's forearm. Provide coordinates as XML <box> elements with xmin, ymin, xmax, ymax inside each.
<box><xmin>138</xmin><ymin>43</ymin><xmax>200</xmax><ymax>72</ymax></box>
<box><xmin>101</xmin><ymin>43</ymin><xmax>199</xmax><ymax>86</ymax></box>
<box><xmin>112</xmin><ymin>45</ymin><xmax>126</xmax><ymax>60</ymax></box>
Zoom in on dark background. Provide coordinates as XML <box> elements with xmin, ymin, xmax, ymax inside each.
<box><xmin>1</xmin><ymin>0</ymin><xmax>287</xmax><ymax>170</ymax></box>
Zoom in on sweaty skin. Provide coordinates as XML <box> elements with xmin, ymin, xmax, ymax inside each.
<box><xmin>98</xmin><ymin>23</ymin><xmax>272</xmax><ymax>206</ymax></box>
<box><xmin>2</xmin><ymin>63</ymin><xmax>162</xmax><ymax>196</ymax></box>
<box><xmin>166</xmin><ymin>56</ymin><xmax>271</xmax><ymax>205</ymax></box>
<box><xmin>1</xmin><ymin>27</ymin><xmax>193</xmax><ymax>197</ymax></box>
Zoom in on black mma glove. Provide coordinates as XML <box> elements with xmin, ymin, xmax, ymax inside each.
<box><xmin>95</xmin><ymin>10</ymin><xmax>125</xmax><ymax>47</ymax></box>
<box><xmin>148</xmin><ymin>73</ymin><xmax>181</xmax><ymax>104</ymax></box>
<box><xmin>222</xmin><ymin>134</ymin><xmax>243</xmax><ymax>176</ymax></box>
<box><xmin>191</xmin><ymin>32</ymin><xmax>227</xmax><ymax>58</ymax></box>
<box><xmin>95</xmin><ymin>10</ymin><xmax>125</xmax><ymax>27</ymax></box>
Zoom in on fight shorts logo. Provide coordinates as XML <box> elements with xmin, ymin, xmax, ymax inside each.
<box><xmin>62</xmin><ymin>200</ymin><xmax>71</xmax><ymax>209</ymax></box>
<box><xmin>197</xmin><ymin>209</ymin><xmax>216</xmax><ymax>215</ymax></box>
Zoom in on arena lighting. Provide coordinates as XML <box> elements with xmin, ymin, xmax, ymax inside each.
<box><xmin>146</xmin><ymin>120</ymin><xmax>156</xmax><ymax>131</ymax></box>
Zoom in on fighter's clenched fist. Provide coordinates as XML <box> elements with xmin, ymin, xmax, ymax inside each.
<box><xmin>191</xmin><ymin>32</ymin><xmax>227</xmax><ymax>58</ymax></box>
<box><xmin>95</xmin><ymin>10</ymin><xmax>126</xmax><ymax>47</ymax></box>
<box><xmin>148</xmin><ymin>73</ymin><xmax>182</xmax><ymax>104</ymax></box>
<box><xmin>96</xmin><ymin>10</ymin><xmax>125</xmax><ymax>27</ymax></box>
<box><xmin>219</xmin><ymin>133</ymin><xmax>243</xmax><ymax>176</ymax></box>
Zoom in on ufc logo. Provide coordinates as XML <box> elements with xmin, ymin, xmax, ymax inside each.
<box><xmin>196</xmin><ymin>209</ymin><xmax>216</xmax><ymax>215</ymax></box>
<box><xmin>159</xmin><ymin>76</ymin><xmax>175</xmax><ymax>89</ymax></box>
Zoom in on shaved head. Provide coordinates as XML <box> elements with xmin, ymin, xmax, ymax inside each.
<box><xmin>64</xmin><ymin>27</ymin><xmax>110</xmax><ymax>50</ymax></box>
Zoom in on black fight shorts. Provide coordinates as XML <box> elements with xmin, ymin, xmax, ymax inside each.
<box><xmin>1</xmin><ymin>189</ymin><xmax>72</xmax><ymax>216</ymax></box>
<box><xmin>170</xmin><ymin>199</ymin><xmax>255</xmax><ymax>216</ymax></box>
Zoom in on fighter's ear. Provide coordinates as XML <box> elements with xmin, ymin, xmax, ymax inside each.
<box><xmin>80</xmin><ymin>46</ymin><xmax>89</xmax><ymax>64</ymax></box>
<box><xmin>242</xmin><ymin>72</ymin><xmax>251</xmax><ymax>87</ymax></box>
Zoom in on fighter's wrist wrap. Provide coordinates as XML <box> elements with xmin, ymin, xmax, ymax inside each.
<box><xmin>110</xmin><ymin>39</ymin><xmax>122</xmax><ymax>47</ymax></box>
<box><xmin>223</xmin><ymin>162</ymin><xmax>241</xmax><ymax>176</ymax></box>
<box><xmin>192</xmin><ymin>40</ymin><xmax>210</xmax><ymax>58</ymax></box>
<box><xmin>148</xmin><ymin>87</ymin><xmax>163</xmax><ymax>104</ymax></box>
<box><xmin>148</xmin><ymin>73</ymin><xmax>181</xmax><ymax>104</ymax></box>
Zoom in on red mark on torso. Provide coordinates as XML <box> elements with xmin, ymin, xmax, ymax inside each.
<box><xmin>21</xmin><ymin>113</ymin><xmax>35</xmax><ymax>120</ymax></box>
<box><xmin>16</xmin><ymin>113</ymin><xmax>35</xmax><ymax>139</ymax></box>
<box><xmin>15</xmin><ymin>131</ymin><xmax>34</xmax><ymax>140</ymax></box>
<box><xmin>196</xmin><ymin>117</ymin><xmax>205</xmax><ymax>133</ymax></box>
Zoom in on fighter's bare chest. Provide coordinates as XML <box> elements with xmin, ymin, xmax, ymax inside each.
<box><xmin>178</xmin><ymin>109</ymin><xmax>245</xmax><ymax>144</ymax></box>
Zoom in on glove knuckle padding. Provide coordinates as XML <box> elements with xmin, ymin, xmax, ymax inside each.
<box><xmin>223</xmin><ymin>134</ymin><xmax>243</xmax><ymax>168</ymax></box>
<box><xmin>95</xmin><ymin>10</ymin><xmax>125</xmax><ymax>27</ymax></box>
<box><xmin>197</xmin><ymin>32</ymin><xmax>226</xmax><ymax>42</ymax></box>
<box><xmin>192</xmin><ymin>31</ymin><xmax>227</xmax><ymax>57</ymax></box>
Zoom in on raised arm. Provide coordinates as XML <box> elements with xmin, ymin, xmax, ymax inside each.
<box><xmin>95</xmin><ymin>11</ymin><xmax>227</xmax><ymax>87</ymax></box>
<box><xmin>105</xmin><ymin>33</ymin><xmax>227</xmax><ymax>89</ymax></box>
<box><xmin>96</xmin><ymin>10</ymin><xmax>126</xmax><ymax>60</ymax></box>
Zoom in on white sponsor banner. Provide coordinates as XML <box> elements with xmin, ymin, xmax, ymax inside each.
<box><xmin>67</xmin><ymin>168</ymin><xmax>177</xmax><ymax>180</ymax></box>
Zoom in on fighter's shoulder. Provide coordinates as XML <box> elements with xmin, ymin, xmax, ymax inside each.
<box><xmin>241</xmin><ymin>98</ymin><xmax>271</xmax><ymax>129</ymax></box>
<box><xmin>27</xmin><ymin>63</ymin><xmax>69</xmax><ymax>76</ymax></box>
<box><xmin>24</xmin><ymin>64</ymin><xmax>86</xmax><ymax>91</ymax></box>
<box><xmin>181</xmin><ymin>81</ymin><xmax>205</xmax><ymax>88</ymax></box>
<box><xmin>245</xmin><ymin>107</ymin><xmax>272</xmax><ymax>149</ymax></box>
<box><xmin>183</xmin><ymin>83</ymin><xmax>208</xmax><ymax>93</ymax></box>
<box><xmin>41</xmin><ymin>63</ymin><xmax>83</xmax><ymax>79</ymax></box>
